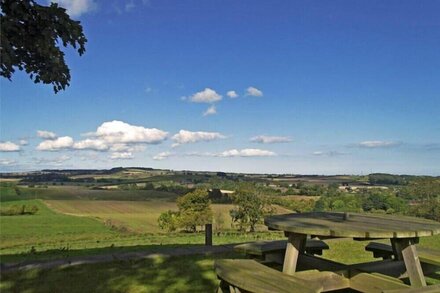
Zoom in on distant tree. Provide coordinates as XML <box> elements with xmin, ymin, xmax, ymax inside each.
<box><xmin>230</xmin><ymin>190</ymin><xmax>270</xmax><ymax>232</ymax></box>
<box><xmin>0</xmin><ymin>0</ymin><xmax>87</xmax><ymax>93</ymax></box>
<box><xmin>176</xmin><ymin>189</ymin><xmax>212</xmax><ymax>232</ymax></box>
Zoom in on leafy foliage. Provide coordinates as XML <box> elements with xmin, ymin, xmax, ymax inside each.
<box><xmin>229</xmin><ymin>189</ymin><xmax>272</xmax><ymax>232</ymax></box>
<box><xmin>158</xmin><ymin>189</ymin><xmax>213</xmax><ymax>233</ymax></box>
<box><xmin>157</xmin><ymin>210</ymin><xmax>179</xmax><ymax>232</ymax></box>
<box><xmin>177</xmin><ymin>189</ymin><xmax>213</xmax><ymax>232</ymax></box>
<box><xmin>0</xmin><ymin>0</ymin><xmax>87</xmax><ymax>92</ymax></box>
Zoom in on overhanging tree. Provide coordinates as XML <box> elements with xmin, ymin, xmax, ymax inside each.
<box><xmin>0</xmin><ymin>0</ymin><xmax>87</xmax><ymax>93</ymax></box>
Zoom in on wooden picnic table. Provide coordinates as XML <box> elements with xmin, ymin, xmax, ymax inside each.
<box><xmin>264</xmin><ymin>211</ymin><xmax>440</xmax><ymax>288</ymax></box>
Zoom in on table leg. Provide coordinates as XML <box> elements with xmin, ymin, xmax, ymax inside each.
<box><xmin>283</xmin><ymin>232</ymin><xmax>307</xmax><ymax>275</ymax></box>
<box><xmin>391</xmin><ymin>238</ymin><xmax>426</xmax><ymax>287</ymax></box>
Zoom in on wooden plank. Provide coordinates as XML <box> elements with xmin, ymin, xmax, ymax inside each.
<box><xmin>350</xmin><ymin>259</ymin><xmax>407</xmax><ymax>279</ymax></box>
<box><xmin>297</xmin><ymin>254</ymin><xmax>348</xmax><ymax>275</ymax></box>
<box><xmin>234</xmin><ymin>239</ymin><xmax>329</xmax><ymax>257</ymax></box>
<box><xmin>214</xmin><ymin>259</ymin><xmax>322</xmax><ymax>293</ymax></box>
<box><xmin>366</xmin><ymin>242</ymin><xmax>440</xmax><ymax>267</ymax></box>
<box><xmin>264</xmin><ymin>212</ymin><xmax>440</xmax><ymax>239</ymax></box>
<box><xmin>283</xmin><ymin>232</ymin><xmax>307</xmax><ymax>275</ymax></box>
<box><xmin>365</xmin><ymin>242</ymin><xmax>394</xmax><ymax>259</ymax></box>
<box><xmin>392</xmin><ymin>238</ymin><xmax>427</xmax><ymax>287</ymax></box>
<box><xmin>294</xmin><ymin>269</ymin><xmax>350</xmax><ymax>291</ymax></box>
<box><xmin>418</xmin><ymin>247</ymin><xmax>440</xmax><ymax>266</ymax></box>
<box><xmin>349</xmin><ymin>273</ymin><xmax>410</xmax><ymax>293</ymax></box>
<box><xmin>384</xmin><ymin>284</ymin><xmax>440</xmax><ymax>293</ymax></box>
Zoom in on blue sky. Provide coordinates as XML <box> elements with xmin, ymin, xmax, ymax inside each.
<box><xmin>1</xmin><ymin>0</ymin><xmax>439</xmax><ymax>174</ymax></box>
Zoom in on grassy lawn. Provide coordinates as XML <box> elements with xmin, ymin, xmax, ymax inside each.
<box><xmin>1</xmin><ymin>239</ymin><xmax>439</xmax><ymax>293</ymax></box>
<box><xmin>0</xmin><ymin>252</ymin><xmax>243</xmax><ymax>293</ymax></box>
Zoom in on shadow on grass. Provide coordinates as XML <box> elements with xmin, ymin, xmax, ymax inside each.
<box><xmin>1</xmin><ymin>252</ymin><xmax>242</xmax><ymax>293</ymax></box>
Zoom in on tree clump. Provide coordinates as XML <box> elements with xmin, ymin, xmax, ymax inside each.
<box><xmin>229</xmin><ymin>188</ymin><xmax>273</xmax><ymax>232</ymax></box>
<box><xmin>158</xmin><ymin>189</ymin><xmax>212</xmax><ymax>233</ymax></box>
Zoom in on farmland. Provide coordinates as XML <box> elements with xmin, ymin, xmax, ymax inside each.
<box><xmin>1</xmin><ymin>168</ymin><xmax>439</xmax><ymax>287</ymax></box>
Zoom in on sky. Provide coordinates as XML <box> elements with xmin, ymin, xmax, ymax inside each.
<box><xmin>1</xmin><ymin>0</ymin><xmax>440</xmax><ymax>175</ymax></box>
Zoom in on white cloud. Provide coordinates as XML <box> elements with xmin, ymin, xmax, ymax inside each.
<box><xmin>0</xmin><ymin>158</ymin><xmax>17</xmax><ymax>166</ymax></box>
<box><xmin>227</xmin><ymin>90</ymin><xmax>238</xmax><ymax>98</ymax></box>
<box><xmin>37</xmin><ymin>130</ymin><xmax>57</xmax><ymax>139</ymax></box>
<box><xmin>50</xmin><ymin>0</ymin><xmax>97</xmax><ymax>17</ymax></box>
<box><xmin>110</xmin><ymin>152</ymin><xmax>134</xmax><ymax>160</ymax></box>
<box><xmin>36</xmin><ymin>136</ymin><xmax>74</xmax><ymax>151</ymax></box>
<box><xmin>19</xmin><ymin>139</ymin><xmax>29</xmax><ymax>146</ymax></box>
<box><xmin>0</xmin><ymin>141</ymin><xmax>21</xmax><ymax>152</ymax></box>
<box><xmin>203</xmin><ymin>105</ymin><xmax>217</xmax><ymax>117</ymax></box>
<box><xmin>153</xmin><ymin>151</ymin><xmax>174</xmax><ymax>160</ymax></box>
<box><xmin>251</xmin><ymin>135</ymin><xmax>292</xmax><ymax>144</ymax></box>
<box><xmin>91</xmin><ymin>120</ymin><xmax>168</xmax><ymax>144</ymax></box>
<box><xmin>73</xmin><ymin>139</ymin><xmax>108</xmax><ymax>151</ymax></box>
<box><xmin>188</xmin><ymin>88</ymin><xmax>222</xmax><ymax>103</ymax></box>
<box><xmin>172</xmin><ymin>130</ymin><xmax>226</xmax><ymax>146</ymax></box>
<box><xmin>246</xmin><ymin>86</ymin><xmax>263</xmax><ymax>97</ymax></box>
<box><xmin>357</xmin><ymin>141</ymin><xmax>401</xmax><ymax>148</ymax></box>
<box><xmin>219</xmin><ymin>148</ymin><xmax>276</xmax><ymax>157</ymax></box>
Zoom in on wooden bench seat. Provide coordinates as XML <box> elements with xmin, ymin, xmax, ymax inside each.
<box><xmin>365</xmin><ymin>242</ymin><xmax>440</xmax><ymax>267</ymax></box>
<box><xmin>214</xmin><ymin>259</ymin><xmax>323</xmax><ymax>293</ymax></box>
<box><xmin>349</xmin><ymin>272</ymin><xmax>410</xmax><ymax>293</ymax></box>
<box><xmin>234</xmin><ymin>239</ymin><xmax>329</xmax><ymax>262</ymax></box>
<box><xmin>383</xmin><ymin>284</ymin><xmax>440</xmax><ymax>293</ymax></box>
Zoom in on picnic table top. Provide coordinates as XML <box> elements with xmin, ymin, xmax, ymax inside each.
<box><xmin>264</xmin><ymin>212</ymin><xmax>440</xmax><ymax>239</ymax></box>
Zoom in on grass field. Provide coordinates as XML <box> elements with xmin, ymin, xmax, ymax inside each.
<box><xmin>0</xmin><ymin>199</ymin><xmax>117</xmax><ymax>255</ymax></box>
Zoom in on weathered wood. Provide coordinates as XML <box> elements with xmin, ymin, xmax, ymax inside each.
<box><xmin>294</xmin><ymin>269</ymin><xmax>350</xmax><ymax>291</ymax></box>
<box><xmin>297</xmin><ymin>254</ymin><xmax>348</xmax><ymax>275</ymax></box>
<box><xmin>233</xmin><ymin>239</ymin><xmax>329</xmax><ymax>258</ymax></box>
<box><xmin>350</xmin><ymin>259</ymin><xmax>407</xmax><ymax>279</ymax></box>
<box><xmin>283</xmin><ymin>233</ymin><xmax>307</xmax><ymax>275</ymax></box>
<box><xmin>205</xmin><ymin>223</ymin><xmax>212</xmax><ymax>246</ymax></box>
<box><xmin>265</xmin><ymin>212</ymin><xmax>440</xmax><ymax>239</ymax></box>
<box><xmin>366</xmin><ymin>242</ymin><xmax>440</xmax><ymax>267</ymax></box>
<box><xmin>349</xmin><ymin>272</ymin><xmax>410</xmax><ymax>292</ymax></box>
<box><xmin>214</xmin><ymin>259</ymin><xmax>322</xmax><ymax>293</ymax></box>
<box><xmin>383</xmin><ymin>284</ymin><xmax>440</xmax><ymax>293</ymax></box>
<box><xmin>365</xmin><ymin>242</ymin><xmax>394</xmax><ymax>259</ymax></box>
<box><xmin>392</xmin><ymin>238</ymin><xmax>427</xmax><ymax>287</ymax></box>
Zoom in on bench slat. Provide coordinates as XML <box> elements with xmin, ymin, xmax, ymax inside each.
<box><xmin>349</xmin><ymin>272</ymin><xmax>410</xmax><ymax>293</ymax></box>
<box><xmin>214</xmin><ymin>259</ymin><xmax>322</xmax><ymax>293</ymax></box>
<box><xmin>234</xmin><ymin>239</ymin><xmax>329</xmax><ymax>257</ymax></box>
<box><xmin>366</xmin><ymin>242</ymin><xmax>440</xmax><ymax>266</ymax></box>
<box><xmin>383</xmin><ymin>284</ymin><xmax>440</xmax><ymax>293</ymax></box>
